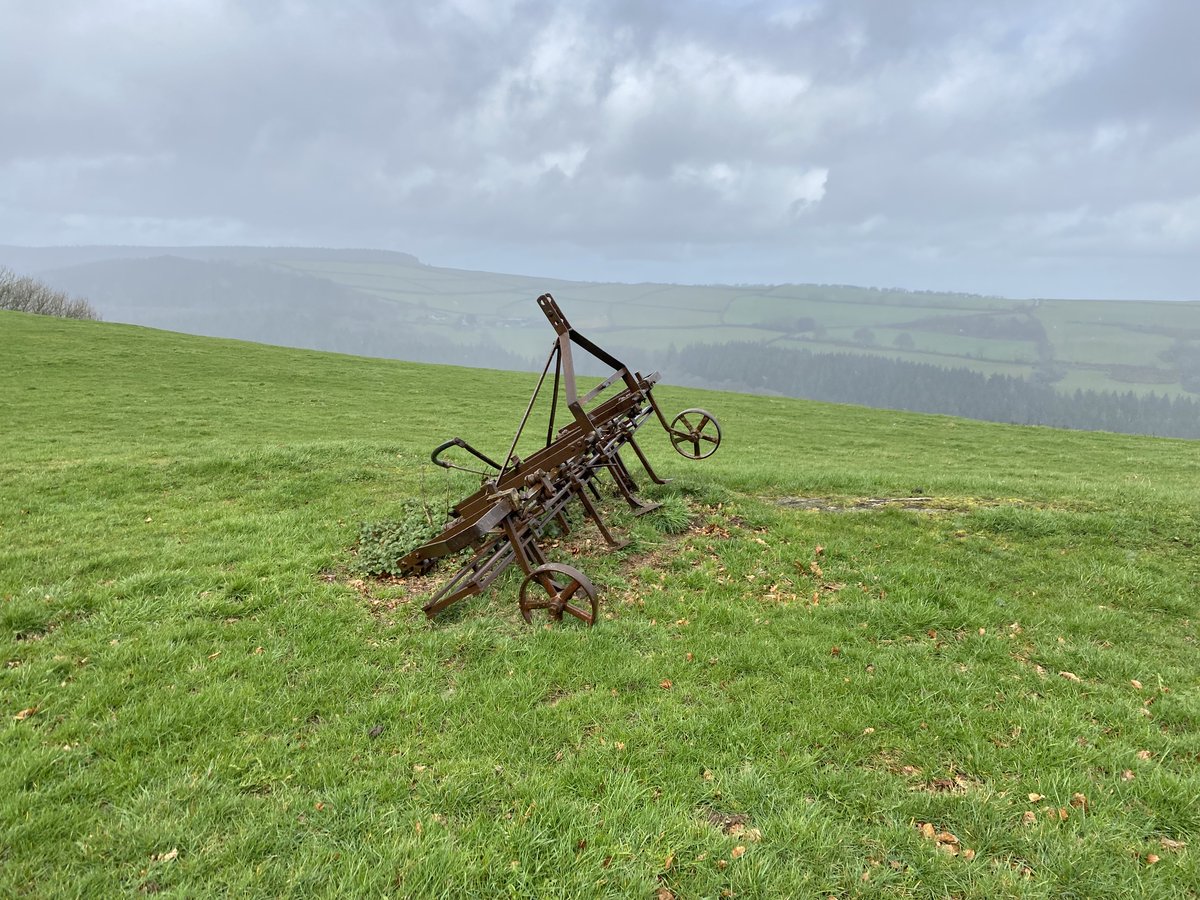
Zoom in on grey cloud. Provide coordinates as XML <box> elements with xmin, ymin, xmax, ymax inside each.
<box><xmin>1</xmin><ymin>0</ymin><xmax>1197</xmax><ymax>298</ymax></box>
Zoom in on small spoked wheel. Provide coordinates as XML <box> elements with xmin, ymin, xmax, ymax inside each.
<box><xmin>669</xmin><ymin>408</ymin><xmax>722</xmax><ymax>460</ymax></box>
<box><xmin>519</xmin><ymin>563</ymin><xmax>599</xmax><ymax>626</ymax></box>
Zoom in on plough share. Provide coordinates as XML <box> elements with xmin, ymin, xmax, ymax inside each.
<box><xmin>399</xmin><ymin>293</ymin><xmax>721</xmax><ymax>626</ymax></box>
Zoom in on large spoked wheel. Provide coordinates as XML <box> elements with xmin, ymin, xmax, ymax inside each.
<box><xmin>669</xmin><ymin>408</ymin><xmax>722</xmax><ymax>460</ymax></box>
<box><xmin>519</xmin><ymin>563</ymin><xmax>599</xmax><ymax>626</ymax></box>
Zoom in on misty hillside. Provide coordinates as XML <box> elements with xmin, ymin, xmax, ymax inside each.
<box><xmin>5</xmin><ymin>245</ymin><xmax>1200</xmax><ymax>438</ymax></box>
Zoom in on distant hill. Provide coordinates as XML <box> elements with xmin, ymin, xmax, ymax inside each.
<box><xmin>4</xmin><ymin>244</ymin><xmax>1199</xmax><ymax>417</ymax></box>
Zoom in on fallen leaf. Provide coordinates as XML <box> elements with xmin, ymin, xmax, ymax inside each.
<box><xmin>1070</xmin><ymin>793</ymin><xmax>1088</xmax><ymax>810</ymax></box>
<box><xmin>963</xmin><ymin>848</ymin><xmax>976</xmax><ymax>861</ymax></box>
<box><xmin>830</xmin><ymin>646</ymin><xmax>841</xmax><ymax>657</ymax></box>
<box><xmin>731</xmin><ymin>846</ymin><xmax>746</xmax><ymax>859</ymax></box>
<box><xmin>13</xmin><ymin>707</ymin><xmax>37</xmax><ymax>721</ymax></box>
<box><xmin>1160</xmin><ymin>838</ymin><xmax>1185</xmax><ymax>852</ymax></box>
<box><xmin>662</xmin><ymin>853</ymin><xmax>674</xmax><ymax>871</ymax></box>
<box><xmin>1021</xmin><ymin>811</ymin><xmax>1037</xmax><ymax>826</ymax></box>
<box><xmin>716</xmin><ymin>859</ymin><xmax>728</xmax><ymax>870</ymax></box>
<box><xmin>814</xmin><ymin>545</ymin><xmax>824</xmax><ymax>556</ymax></box>
<box><xmin>1131</xmin><ymin>679</ymin><xmax>1143</xmax><ymax>689</ymax></box>
<box><xmin>1121</xmin><ymin>769</ymin><xmax>1135</xmax><ymax>781</ymax></box>
<box><xmin>862</xmin><ymin>727</ymin><xmax>875</xmax><ymax>735</ymax></box>
<box><xmin>151</xmin><ymin>848</ymin><xmax>179</xmax><ymax>863</ymax></box>
<box><xmin>660</xmin><ymin>679</ymin><xmax>672</xmax><ymax>690</ymax></box>
<box><xmin>936</xmin><ymin>832</ymin><xmax>959</xmax><ymax>845</ymax></box>
<box><xmin>1028</xmin><ymin>793</ymin><xmax>1045</xmax><ymax>802</ymax></box>
<box><xmin>413</xmin><ymin>764</ymin><xmax>427</xmax><ymax>773</ymax></box>
<box><xmin>920</xmin><ymin>822</ymin><xmax>936</xmax><ymax>839</ymax></box>
<box><xmin>1145</xmin><ymin>854</ymin><xmax>1160</xmax><ymax>865</ymax></box>
<box><xmin>1136</xmin><ymin>750</ymin><xmax>1151</xmax><ymax>761</ymax></box>
<box><xmin>656</xmin><ymin>889</ymin><xmax>674</xmax><ymax>900</ymax></box>
<box><xmin>1059</xmin><ymin>671</ymin><xmax>1081</xmax><ymax>683</ymax></box>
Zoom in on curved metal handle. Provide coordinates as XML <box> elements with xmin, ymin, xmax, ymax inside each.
<box><xmin>431</xmin><ymin>437</ymin><xmax>503</xmax><ymax>471</ymax></box>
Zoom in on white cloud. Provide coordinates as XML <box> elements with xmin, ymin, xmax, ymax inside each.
<box><xmin>0</xmin><ymin>0</ymin><xmax>1197</xmax><ymax>298</ymax></box>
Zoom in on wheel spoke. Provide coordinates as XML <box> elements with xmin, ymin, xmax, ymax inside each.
<box><xmin>564</xmin><ymin>603</ymin><xmax>593</xmax><ymax>624</ymax></box>
<box><xmin>520</xmin><ymin>563</ymin><xmax>598</xmax><ymax>627</ymax></box>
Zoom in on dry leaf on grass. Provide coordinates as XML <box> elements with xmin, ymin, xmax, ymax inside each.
<box><xmin>1059</xmin><ymin>671</ymin><xmax>1081</xmax><ymax>683</ymax></box>
<box><xmin>1160</xmin><ymin>838</ymin><xmax>1185</xmax><ymax>852</ymax></box>
<box><xmin>1136</xmin><ymin>750</ymin><xmax>1152</xmax><ymax>761</ymax></box>
<box><xmin>13</xmin><ymin>707</ymin><xmax>37</xmax><ymax>721</ymax></box>
<box><xmin>731</xmin><ymin>846</ymin><xmax>746</xmax><ymax>859</ymax></box>
<box><xmin>151</xmin><ymin>848</ymin><xmax>178</xmax><ymax>863</ymax></box>
<box><xmin>1021</xmin><ymin>811</ymin><xmax>1037</xmax><ymax>826</ymax></box>
<box><xmin>1028</xmin><ymin>793</ymin><xmax>1045</xmax><ymax>802</ymax></box>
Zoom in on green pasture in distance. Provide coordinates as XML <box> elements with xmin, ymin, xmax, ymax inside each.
<box><xmin>3</xmin><ymin>310</ymin><xmax>1198</xmax><ymax>897</ymax></box>
<box><xmin>263</xmin><ymin>251</ymin><xmax>1200</xmax><ymax>397</ymax></box>
<box><xmin>774</xmin><ymin>337</ymin><xmax>1038</xmax><ymax>379</ymax></box>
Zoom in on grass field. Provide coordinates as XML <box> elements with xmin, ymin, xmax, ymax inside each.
<box><xmin>3</xmin><ymin>310</ymin><xmax>1199</xmax><ymax>896</ymax></box>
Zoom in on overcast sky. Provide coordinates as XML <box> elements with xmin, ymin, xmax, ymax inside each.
<box><xmin>2</xmin><ymin>0</ymin><xmax>1197</xmax><ymax>299</ymax></box>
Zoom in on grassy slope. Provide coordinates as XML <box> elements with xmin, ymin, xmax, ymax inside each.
<box><xmin>2</xmin><ymin>310</ymin><xmax>1199</xmax><ymax>897</ymax></box>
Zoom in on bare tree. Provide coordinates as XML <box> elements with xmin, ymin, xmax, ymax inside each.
<box><xmin>0</xmin><ymin>267</ymin><xmax>100</xmax><ymax>320</ymax></box>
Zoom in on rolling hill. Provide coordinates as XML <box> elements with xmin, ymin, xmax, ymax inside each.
<box><xmin>3</xmin><ymin>311</ymin><xmax>1197</xmax><ymax>895</ymax></box>
<box><xmin>6</xmin><ymin>245</ymin><xmax>1200</xmax><ymax>402</ymax></box>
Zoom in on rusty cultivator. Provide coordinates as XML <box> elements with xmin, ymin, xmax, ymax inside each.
<box><xmin>399</xmin><ymin>293</ymin><xmax>721</xmax><ymax>626</ymax></box>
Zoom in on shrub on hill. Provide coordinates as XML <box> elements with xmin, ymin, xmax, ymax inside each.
<box><xmin>353</xmin><ymin>500</ymin><xmax>439</xmax><ymax>577</ymax></box>
<box><xmin>0</xmin><ymin>267</ymin><xmax>99</xmax><ymax>320</ymax></box>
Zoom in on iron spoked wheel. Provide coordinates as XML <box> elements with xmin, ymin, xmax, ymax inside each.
<box><xmin>669</xmin><ymin>408</ymin><xmax>722</xmax><ymax>460</ymax></box>
<box><xmin>519</xmin><ymin>563</ymin><xmax>599</xmax><ymax>626</ymax></box>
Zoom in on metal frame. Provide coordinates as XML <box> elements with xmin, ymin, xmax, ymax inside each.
<box><xmin>401</xmin><ymin>293</ymin><xmax>721</xmax><ymax>625</ymax></box>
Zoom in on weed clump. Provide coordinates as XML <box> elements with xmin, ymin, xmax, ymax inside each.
<box><xmin>353</xmin><ymin>500</ymin><xmax>438</xmax><ymax>577</ymax></box>
<box><xmin>648</xmin><ymin>496</ymin><xmax>693</xmax><ymax>534</ymax></box>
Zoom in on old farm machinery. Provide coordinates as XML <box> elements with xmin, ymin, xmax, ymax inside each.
<box><xmin>399</xmin><ymin>293</ymin><xmax>721</xmax><ymax>626</ymax></box>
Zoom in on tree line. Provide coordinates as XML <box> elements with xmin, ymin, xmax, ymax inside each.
<box><xmin>0</xmin><ymin>268</ymin><xmax>99</xmax><ymax>320</ymax></box>
<box><xmin>664</xmin><ymin>341</ymin><xmax>1200</xmax><ymax>439</ymax></box>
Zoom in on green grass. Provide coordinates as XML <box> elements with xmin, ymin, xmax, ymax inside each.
<box><xmin>3</xmin><ymin>310</ymin><xmax>1199</xmax><ymax>897</ymax></box>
